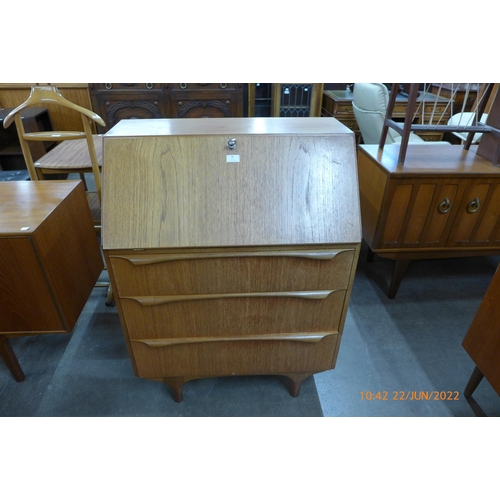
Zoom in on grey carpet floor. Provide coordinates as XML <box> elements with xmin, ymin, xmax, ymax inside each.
<box><xmin>2</xmin><ymin>241</ymin><xmax>500</xmax><ymax>417</ymax></box>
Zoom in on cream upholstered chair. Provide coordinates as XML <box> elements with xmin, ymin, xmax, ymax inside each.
<box><xmin>352</xmin><ymin>83</ymin><xmax>426</xmax><ymax>145</ymax></box>
<box><xmin>447</xmin><ymin>112</ymin><xmax>488</xmax><ymax>144</ymax></box>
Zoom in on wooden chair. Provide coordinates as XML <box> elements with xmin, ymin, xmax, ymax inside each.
<box><xmin>2</xmin><ymin>85</ymin><xmax>105</xmax><ymax>231</ymax></box>
<box><xmin>3</xmin><ymin>86</ymin><xmax>113</xmax><ymax>304</ymax></box>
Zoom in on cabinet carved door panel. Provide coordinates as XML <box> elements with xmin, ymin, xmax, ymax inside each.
<box><xmin>448</xmin><ymin>178</ymin><xmax>500</xmax><ymax>246</ymax></box>
<box><xmin>375</xmin><ymin>178</ymin><xmax>466</xmax><ymax>249</ymax></box>
<box><xmin>175</xmin><ymin>99</ymin><xmax>233</xmax><ymax>118</ymax></box>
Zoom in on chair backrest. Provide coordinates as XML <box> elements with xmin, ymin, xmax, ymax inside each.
<box><xmin>352</xmin><ymin>83</ymin><xmax>399</xmax><ymax>144</ymax></box>
<box><xmin>2</xmin><ymin>86</ymin><xmax>105</xmax><ymax>204</ymax></box>
<box><xmin>447</xmin><ymin>112</ymin><xmax>489</xmax><ymax>144</ymax></box>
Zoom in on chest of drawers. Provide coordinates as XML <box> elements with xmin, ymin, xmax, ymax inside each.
<box><xmin>102</xmin><ymin>117</ymin><xmax>361</xmax><ymax>401</ymax></box>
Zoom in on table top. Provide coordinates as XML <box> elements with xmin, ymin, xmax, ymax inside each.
<box><xmin>34</xmin><ymin>134</ymin><xmax>103</xmax><ymax>170</ymax></box>
<box><xmin>359</xmin><ymin>144</ymin><xmax>500</xmax><ymax>177</ymax></box>
<box><xmin>104</xmin><ymin>116</ymin><xmax>352</xmax><ymax>138</ymax></box>
<box><xmin>0</xmin><ymin>180</ymin><xmax>81</xmax><ymax>235</ymax></box>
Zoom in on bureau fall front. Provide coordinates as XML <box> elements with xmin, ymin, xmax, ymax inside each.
<box><xmin>102</xmin><ymin>117</ymin><xmax>361</xmax><ymax>401</ymax></box>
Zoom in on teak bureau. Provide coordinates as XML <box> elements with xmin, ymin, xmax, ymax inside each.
<box><xmin>102</xmin><ymin>117</ymin><xmax>361</xmax><ymax>402</ymax></box>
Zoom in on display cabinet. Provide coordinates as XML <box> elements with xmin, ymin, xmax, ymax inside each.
<box><xmin>271</xmin><ymin>84</ymin><xmax>324</xmax><ymax>117</ymax></box>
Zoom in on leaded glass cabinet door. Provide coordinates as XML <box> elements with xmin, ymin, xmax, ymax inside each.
<box><xmin>271</xmin><ymin>84</ymin><xmax>324</xmax><ymax>117</ymax></box>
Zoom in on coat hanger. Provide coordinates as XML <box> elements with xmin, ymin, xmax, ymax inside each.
<box><xmin>2</xmin><ymin>85</ymin><xmax>105</xmax><ymax>129</ymax></box>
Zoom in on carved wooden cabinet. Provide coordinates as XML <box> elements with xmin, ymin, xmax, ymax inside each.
<box><xmin>0</xmin><ymin>181</ymin><xmax>103</xmax><ymax>380</ymax></box>
<box><xmin>169</xmin><ymin>83</ymin><xmax>243</xmax><ymax>118</ymax></box>
<box><xmin>89</xmin><ymin>83</ymin><xmax>168</xmax><ymax>133</ymax></box>
<box><xmin>89</xmin><ymin>83</ymin><xmax>244</xmax><ymax>132</ymax></box>
<box><xmin>358</xmin><ymin>144</ymin><xmax>500</xmax><ymax>298</ymax></box>
<box><xmin>102</xmin><ymin>117</ymin><xmax>361</xmax><ymax>402</ymax></box>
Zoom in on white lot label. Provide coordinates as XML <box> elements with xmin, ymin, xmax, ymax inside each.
<box><xmin>226</xmin><ymin>155</ymin><xmax>240</xmax><ymax>163</ymax></box>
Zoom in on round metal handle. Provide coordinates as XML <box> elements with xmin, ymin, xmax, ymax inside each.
<box><xmin>146</xmin><ymin>83</ymin><xmax>154</xmax><ymax>89</ymax></box>
<box><xmin>227</xmin><ymin>138</ymin><xmax>236</xmax><ymax>150</ymax></box>
<box><xmin>180</xmin><ymin>83</ymin><xmax>187</xmax><ymax>89</ymax></box>
<box><xmin>220</xmin><ymin>83</ymin><xmax>227</xmax><ymax>89</ymax></box>
<box><xmin>105</xmin><ymin>83</ymin><xmax>113</xmax><ymax>90</ymax></box>
<box><xmin>467</xmin><ymin>197</ymin><xmax>480</xmax><ymax>213</ymax></box>
<box><xmin>438</xmin><ymin>198</ymin><xmax>451</xmax><ymax>214</ymax></box>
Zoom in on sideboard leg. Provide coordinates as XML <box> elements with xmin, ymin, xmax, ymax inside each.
<box><xmin>0</xmin><ymin>335</ymin><xmax>25</xmax><ymax>382</ymax></box>
<box><xmin>464</xmin><ymin>365</ymin><xmax>484</xmax><ymax>398</ymax></box>
<box><xmin>280</xmin><ymin>372</ymin><xmax>315</xmax><ymax>397</ymax></box>
<box><xmin>388</xmin><ymin>259</ymin><xmax>410</xmax><ymax>299</ymax></box>
<box><xmin>163</xmin><ymin>377</ymin><xmax>185</xmax><ymax>402</ymax></box>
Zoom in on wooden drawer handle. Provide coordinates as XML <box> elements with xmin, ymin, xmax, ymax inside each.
<box><xmin>122</xmin><ymin>290</ymin><xmax>338</xmax><ymax>306</ymax></box>
<box><xmin>112</xmin><ymin>249</ymin><xmax>353</xmax><ymax>265</ymax></box>
<box><xmin>131</xmin><ymin>331</ymin><xmax>338</xmax><ymax>347</ymax></box>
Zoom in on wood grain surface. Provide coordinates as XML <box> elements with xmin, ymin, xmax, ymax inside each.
<box><xmin>102</xmin><ymin>118</ymin><xmax>361</xmax><ymax>249</ymax></box>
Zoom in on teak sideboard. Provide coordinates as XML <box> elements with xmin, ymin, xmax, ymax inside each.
<box><xmin>102</xmin><ymin>117</ymin><xmax>361</xmax><ymax>402</ymax></box>
<box><xmin>358</xmin><ymin>144</ymin><xmax>500</xmax><ymax>298</ymax></box>
<box><xmin>0</xmin><ymin>181</ymin><xmax>103</xmax><ymax>381</ymax></box>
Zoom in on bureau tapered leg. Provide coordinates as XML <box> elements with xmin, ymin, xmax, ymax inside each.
<box><xmin>280</xmin><ymin>372</ymin><xmax>315</xmax><ymax>397</ymax></box>
<box><xmin>367</xmin><ymin>247</ymin><xmax>375</xmax><ymax>263</ymax></box>
<box><xmin>0</xmin><ymin>335</ymin><xmax>25</xmax><ymax>382</ymax></box>
<box><xmin>464</xmin><ymin>366</ymin><xmax>484</xmax><ymax>398</ymax></box>
<box><xmin>163</xmin><ymin>377</ymin><xmax>185</xmax><ymax>402</ymax></box>
<box><xmin>388</xmin><ymin>259</ymin><xmax>410</xmax><ymax>299</ymax></box>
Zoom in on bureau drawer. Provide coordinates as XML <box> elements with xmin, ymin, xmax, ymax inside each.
<box><xmin>120</xmin><ymin>289</ymin><xmax>347</xmax><ymax>340</ymax></box>
<box><xmin>334</xmin><ymin>103</ymin><xmax>354</xmax><ymax>115</ymax></box>
<box><xmin>338</xmin><ymin>119</ymin><xmax>359</xmax><ymax>132</ymax></box>
<box><xmin>109</xmin><ymin>248</ymin><xmax>355</xmax><ymax>296</ymax></box>
<box><xmin>129</xmin><ymin>334</ymin><xmax>339</xmax><ymax>379</ymax></box>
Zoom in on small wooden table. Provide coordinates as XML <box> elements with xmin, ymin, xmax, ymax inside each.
<box><xmin>0</xmin><ymin>181</ymin><xmax>103</xmax><ymax>380</ymax></box>
<box><xmin>33</xmin><ymin>134</ymin><xmax>103</xmax><ymax>175</ymax></box>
